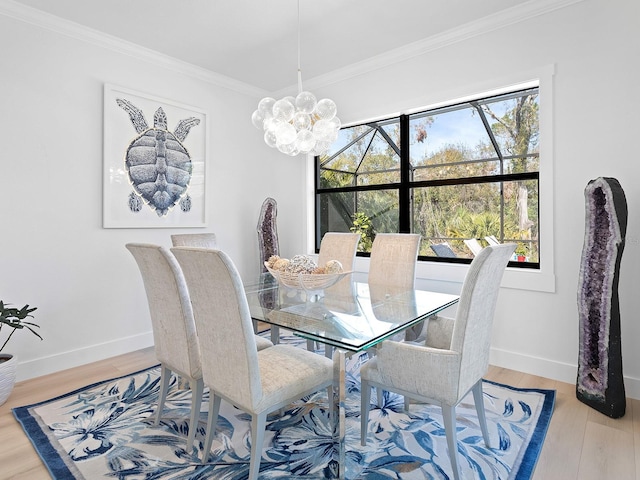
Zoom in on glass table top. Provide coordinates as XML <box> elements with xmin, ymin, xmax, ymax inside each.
<box><xmin>244</xmin><ymin>274</ymin><xmax>460</xmax><ymax>352</ymax></box>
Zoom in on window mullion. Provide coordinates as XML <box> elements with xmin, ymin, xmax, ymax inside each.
<box><xmin>315</xmin><ymin>86</ymin><xmax>540</xmax><ymax>268</ymax></box>
<box><xmin>399</xmin><ymin>114</ymin><xmax>411</xmax><ymax>232</ymax></box>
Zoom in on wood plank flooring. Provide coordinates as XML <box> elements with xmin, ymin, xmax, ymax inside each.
<box><xmin>1</xmin><ymin>345</ymin><xmax>638</xmax><ymax>479</ymax></box>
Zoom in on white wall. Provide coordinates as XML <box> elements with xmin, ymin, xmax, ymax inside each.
<box><xmin>296</xmin><ymin>0</ymin><xmax>640</xmax><ymax>398</ymax></box>
<box><xmin>0</xmin><ymin>10</ymin><xmax>305</xmax><ymax>380</ymax></box>
<box><xmin>3</xmin><ymin>0</ymin><xmax>640</xmax><ymax>401</ymax></box>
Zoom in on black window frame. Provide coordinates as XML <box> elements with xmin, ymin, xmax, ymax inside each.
<box><xmin>314</xmin><ymin>87</ymin><xmax>540</xmax><ymax>269</ymax></box>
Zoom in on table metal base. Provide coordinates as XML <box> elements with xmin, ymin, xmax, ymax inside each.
<box><xmin>331</xmin><ymin>348</ymin><xmax>347</xmax><ymax>479</ymax></box>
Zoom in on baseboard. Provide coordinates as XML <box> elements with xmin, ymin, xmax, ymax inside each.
<box><xmin>490</xmin><ymin>346</ymin><xmax>640</xmax><ymax>401</ymax></box>
<box><xmin>15</xmin><ymin>331</ymin><xmax>154</xmax><ymax>382</ymax></box>
<box><xmin>15</xmin><ymin>335</ymin><xmax>640</xmax><ymax>401</ymax></box>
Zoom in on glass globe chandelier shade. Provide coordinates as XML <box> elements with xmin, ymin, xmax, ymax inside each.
<box><xmin>252</xmin><ymin>92</ymin><xmax>340</xmax><ymax>156</ymax></box>
<box><xmin>251</xmin><ymin>0</ymin><xmax>340</xmax><ymax>157</ymax></box>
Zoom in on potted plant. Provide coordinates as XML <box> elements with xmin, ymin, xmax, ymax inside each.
<box><xmin>350</xmin><ymin>211</ymin><xmax>375</xmax><ymax>252</ymax></box>
<box><xmin>0</xmin><ymin>301</ymin><xmax>39</xmax><ymax>405</ymax></box>
<box><xmin>515</xmin><ymin>243</ymin><xmax>528</xmax><ymax>262</ymax></box>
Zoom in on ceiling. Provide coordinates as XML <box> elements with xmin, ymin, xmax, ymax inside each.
<box><xmin>11</xmin><ymin>0</ymin><xmax>533</xmax><ymax>93</ymax></box>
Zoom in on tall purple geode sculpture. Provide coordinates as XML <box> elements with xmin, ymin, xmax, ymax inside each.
<box><xmin>257</xmin><ymin>197</ymin><xmax>280</xmax><ymax>273</ymax></box>
<box><xmin>257</xmin><ymin>197</ymin><xmax>280</xmax><ymax>316</ymax></box>
<box><xmin>577</xmin><ymin>177</ymin><xmax>627</xmax><ymax>418</ymax></box>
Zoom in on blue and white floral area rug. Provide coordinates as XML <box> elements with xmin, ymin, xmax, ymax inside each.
<box><xmin>13</xmin><ymin>335</ymin><xmax>555</xmax><ymax>479</ymax></box>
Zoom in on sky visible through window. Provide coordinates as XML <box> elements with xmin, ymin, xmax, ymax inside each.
<box><xmin>410</xmin><ymin>101</ymin><xmax>513</xmax><ymax>162</ymax></box>
<box><xmin>317</xmin><ymin>87</ymin><xmax>539</xmax><ymax>265</ymax></box>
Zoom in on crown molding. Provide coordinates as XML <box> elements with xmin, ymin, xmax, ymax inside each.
<box><xmin>273</xmin><ymin>0</ymin><xmax>585</xmax><ymax>97</ymax></box>
<box><xmin>1</xmin><ymin>0</ymin><xmax>583</xmax><ymax>99</ymax></box>
<box><xmin>0</xmin><ymin>0</ymin><xmax>268</xmax><ymax>97</ymax></box>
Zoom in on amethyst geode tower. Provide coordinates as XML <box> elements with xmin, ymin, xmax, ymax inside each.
<box><xmin>257</xmin><ymin>197</ymin><xmax>280</xmax><ymax>311</ymax></box>
<box><xmin>257</xmin><ymin>197</ymin><xmax>280</xmax><ymax>273</ymax></box>
<box><xmin>577</xmin><ymin>177</ymin><xmax>627</xmax><ymax>418</ymax></box>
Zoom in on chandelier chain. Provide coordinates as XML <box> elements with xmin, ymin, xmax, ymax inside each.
<box><xmin>297</xmin><ymin>0</ymin><xmax>302</xmax><ymax>94</ymax></box>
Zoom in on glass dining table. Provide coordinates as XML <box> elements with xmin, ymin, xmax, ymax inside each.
<box><xmin>244</xmin><ymin>273</ymin><xmax>460</xmax><ymax>479</ymax></box>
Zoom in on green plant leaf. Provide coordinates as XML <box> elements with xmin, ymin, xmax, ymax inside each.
<box><xmin>0</xmin><ymin>302</ymin><xmax>40</xmax><ymax>353</ymax></box>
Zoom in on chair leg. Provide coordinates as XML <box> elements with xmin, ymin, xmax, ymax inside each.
<box><xmin>472</xmin><ymin>380</ymin><xmax>492</xmax><ymax>448</ymax></box>
<box><xmin>155</xmin><ymin>365</ymin><xmax>171</xmax><ymax>426</ymax></box>
<box><xmin>248</xmin><ymin>411</ymin><xmax>267</xmax><ymax>480</ymax></box>
<box><xmin>442</xmin><ymin>405</ymin><xmax>462</xmax><ymax>480</ymax></box>
<box><xmin>305</xmin><ymin>340</ymin><xmax>331</xmax><ymax>357</ymax></box>
<box><xmin>201</xmin><ymin>393</ymin><xmax>221</xmax><ymax>462</ymax></box>
<box><xmin>361</xmin><ymin>378</ymin><xmax>371</xmax><ymax>445</ymax></box>
<box><xmin>270</xmin><ymin>326</ymin><xmax>280</xmax><ymax>344</ymax></box>
<box><xmin>376</xmin><ymin>387</ymin><xmax>383</xmax><ymax>407</ymax></box>
<box><xmin>186</xmin><ymin>378</ymin><xmax>204</xmax><ymax>452</ymax></box>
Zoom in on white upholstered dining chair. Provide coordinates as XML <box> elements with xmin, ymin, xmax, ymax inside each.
<box><xmin>366</xmin><ymin>233</ymin><xmax>423</xmax><ymax>404</ymax></box>
<box><xmin>171</xmin><ymin>247</ymin><xmax>333</xmax><ymax>480</ymax></box>
<box><xmin>171</xmin><ymin>232</ymin><xmax>269</xmax><ymax>341</ymax></box>
<box><xmin>317</xmin><ymin>232</ymin><xmax>360</xmax><ymax>286</ymax></box>
<box><xmin>306</xmin><ymin>232</ymin><xmax>360</xmax><ymax>355</ymax></box>
<box><xmin>171</xmin><ymin>233</ymin><xmax>218</xmax><ymax>249</ymax></box>
<box><xmin>359</xmin><ymin>243</ymin><xmax>516</xmax><ymax>480</ymax></box>
<box><xmin>368</xmin><ymin>233</ymin><xmax>422</xmax><ymax>341</ymax></box>
<box><xmin>368</xmin><ymin>233</ymin><xmax>421</xmax><ymax>289</ymax></box>
<box><xmin>125</xmin><ymin>243</ymin><xmax>204</xmax><ymax>452</ymax></box>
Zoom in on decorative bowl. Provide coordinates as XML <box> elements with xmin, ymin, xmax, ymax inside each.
<box><xmin>265</xmin><ymin>264</ymin><xmax>352</xmax><ymax>291</ymax></box>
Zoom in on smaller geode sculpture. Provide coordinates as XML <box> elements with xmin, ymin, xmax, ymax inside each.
<box><xmin>576</xmin><ymin>177</ymin><xmax>627</xmax><ymax>418</ymax></box>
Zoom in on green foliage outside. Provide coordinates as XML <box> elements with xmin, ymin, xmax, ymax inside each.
<box><xmin>350</xmin><ymin>212</ymin><xmax>374</xmax><ymax>252</ymax></box>
<box><xmin>319</xmin><ymin>91</ymin><xmax>540</xmax><ymax>261</ymax></box>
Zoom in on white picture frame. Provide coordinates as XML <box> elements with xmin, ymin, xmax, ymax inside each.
<box><xmin>103</xmin><ymin>84</ymin><xmax>207</xmax><ymax>228</ymax></box>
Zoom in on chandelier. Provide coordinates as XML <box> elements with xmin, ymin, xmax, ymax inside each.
<box><xmin>251</xmin><ymin>0</ymin><xmax>340</xmax><ymax>157</ymax></box>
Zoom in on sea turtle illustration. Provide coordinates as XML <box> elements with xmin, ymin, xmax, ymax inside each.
<box><xmin>117</xmin><ymin>98</ymin><xmax>200</xmax><ymax>216</ymax></box>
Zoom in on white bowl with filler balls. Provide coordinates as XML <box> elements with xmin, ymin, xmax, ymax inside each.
<box><xmin>264</xmin><ymin>255</ymin><xmax>352</xmax><ymax>291</ymax></box>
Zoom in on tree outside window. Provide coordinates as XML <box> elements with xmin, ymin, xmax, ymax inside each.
<box><xmin>315</xmin><ymin>87</ymin><xmax>539</xmax><ymax>268</ymax></box>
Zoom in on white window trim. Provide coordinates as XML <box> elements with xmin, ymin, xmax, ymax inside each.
<box><xmin>306</xmin><ymin>64</ymin><xmax>556</xmax><ymax>293</ymax></box>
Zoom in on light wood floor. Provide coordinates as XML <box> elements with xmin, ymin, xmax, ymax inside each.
<box><xmin>1</xmin><ymin>344</ymin><xmax>639</xmax><ymax>480</ymax></box>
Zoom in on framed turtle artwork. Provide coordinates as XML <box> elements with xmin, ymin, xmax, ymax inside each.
<box><xmin>103</xmin><ymin>84</ymin><xmax>208</xmax><ymax>228</ymax></box>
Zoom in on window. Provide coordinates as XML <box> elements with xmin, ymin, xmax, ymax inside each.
<box><xmin>315</xmin><ymin>86</ymin><xmax>540</xmax><ymax>268</ymax></box>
